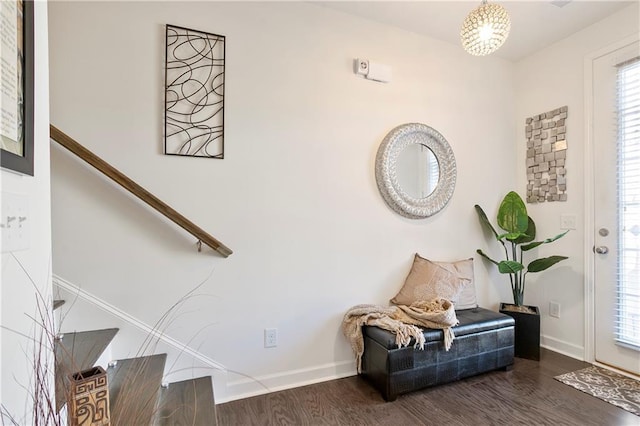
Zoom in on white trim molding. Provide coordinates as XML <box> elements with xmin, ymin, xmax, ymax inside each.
<box><xmin>221</xmin><ymin>360</ymin><xmax>356</xmax><ymax>404</ymax></box>
<box><xmin>52</xmin><ymin>274</ymin><xmax>228</xmax><ymax>373</ymax></box>
<box><xmin>541</xmin><ymin>335</ymin><xmax>584</xmax><ymax>361</ymax></box>
<box><xmin>53</xmin><ymin>274</ymin><xmax>359</xmax><ymax>403</ymax></box>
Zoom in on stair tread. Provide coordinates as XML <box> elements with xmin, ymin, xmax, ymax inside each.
<box><xmin>108</xmin><ymin>353</ymin><xmax>167</xmax><ymax>425</ymax></box>
<box><xmin>154</xmin><ymin>376</ymin><xmax>216</xmax><ymax>426</ymax></box>
<box><xmin>53</xmin><ymin>299</ymin><xmax>65</xmax><ymax>310</ymax></box>
<box><xmin>55</xmin><ymin>327</ymin><xmax>119</xmax><ymax>410</ymax></box>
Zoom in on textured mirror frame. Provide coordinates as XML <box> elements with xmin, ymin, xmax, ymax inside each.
<box><xmin>375</xmin><ymin>123</ymin><xmax>457</xmax><ymax>219</ymax></box>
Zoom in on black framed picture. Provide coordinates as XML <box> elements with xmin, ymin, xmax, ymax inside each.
<box><xmin>1</xmin><ymin>1</ymin><xmax>34</xmax><ymax>176</ymax></box>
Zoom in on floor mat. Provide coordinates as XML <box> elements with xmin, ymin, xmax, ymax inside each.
<box><xmin>555</xmin><ymin>365</ymin><xmax>640</xmax><ymax>417</ymax></box>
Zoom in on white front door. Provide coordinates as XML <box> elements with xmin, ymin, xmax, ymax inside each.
<box><xmin>592</xmin><ymin>39</ymin><xmax>640</xmax><ymax>375</ymax></box>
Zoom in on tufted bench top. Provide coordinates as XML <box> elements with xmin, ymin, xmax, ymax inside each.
<box><xmin>363</xmin><ymin>307</ymin><xmax>515</xmax><ymax>349</ymax></box>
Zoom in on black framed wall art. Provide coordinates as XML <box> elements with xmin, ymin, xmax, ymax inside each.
<box><xmin>164</xmin><ymin>24</ymin><xmax>225</xmax><ymax>159</ymax></box>
<box><xmin>1</xmin><ymin>0</ymin><xmax>34</xmax><ymax>176</ymax></box>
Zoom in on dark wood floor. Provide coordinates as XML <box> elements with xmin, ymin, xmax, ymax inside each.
<box><xmin>217</xmin><ymin>349</ymin><xmax>639</xmax><ymax>425</ymax></box>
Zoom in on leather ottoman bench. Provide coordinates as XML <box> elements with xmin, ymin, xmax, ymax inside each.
<box><xmin>360</xmin><ymin>307</ymin><xmax>515</xmax><ymax>401</ymax></box>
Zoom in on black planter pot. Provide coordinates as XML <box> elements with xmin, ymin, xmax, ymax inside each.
<box><xmin>499</xmin><ymin>303</ymin><xmax>540</xmax><ymax>361</ymax></box>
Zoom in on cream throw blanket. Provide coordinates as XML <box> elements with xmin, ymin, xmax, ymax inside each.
<box><xmin>342</xmin><ymin>298</ymin><xmax>459</xmax><ymax>373</ymax></box>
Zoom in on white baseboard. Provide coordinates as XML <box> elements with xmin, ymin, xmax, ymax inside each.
<box><xmin>52</xmin><ymin>278</ymin><xmax>591</xmax><ymax>405</ymax></box>
<box><xmin>541</xmin><ymin>334</ymin><xmax>584</xmax><ymax>360</ymax></box>
<box><xmin>52</xmin><ymin>274</ymin><xmax>228</xmax><ymax>373</ymax></box>
<box><xmin>53</xmin><ymin>274</ymin><xmax>359</xmax><ymax>405</ymax></box>
<box><xmin>219</xmin><ymin>360</ymin><xmax>356</xmax><ymax>404</ymax></box>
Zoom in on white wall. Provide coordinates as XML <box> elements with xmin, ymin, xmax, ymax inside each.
<box><xmin>515</xmin><ymin>3</ymin><xmax>640</xmax><ymax>359</ymax></box>
<box><xmin>0</xmin><ymin>1</ymin><xmax>51</xmax><ymax>422</ymax></box>
<box><xmin>48</xmin><ymin>1</ymin><xmax>516</xmax><ymax>402</ymax></box>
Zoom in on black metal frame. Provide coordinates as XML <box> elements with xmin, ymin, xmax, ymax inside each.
<box><xmin>164</xmin><ymin>24</ymin><xmax>225</xmax><ymax>159</ymax></box>
<box><xmin>1</xmin><ymin>0</ymin><xmax>35</xmax><ymax>176</ymax></box>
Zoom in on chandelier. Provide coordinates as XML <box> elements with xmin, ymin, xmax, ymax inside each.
<box><xmin>460</xmin><ymin>0</ymin><xmax>511</xmax><ymax>56</ymax></box>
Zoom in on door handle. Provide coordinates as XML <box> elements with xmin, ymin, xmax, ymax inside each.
<box><xmin>594</xmin><ymin>246</ymin><xmax>609</xmax><ymax>254</ymax></box>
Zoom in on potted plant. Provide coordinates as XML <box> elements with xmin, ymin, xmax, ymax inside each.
<box><xmin>475</xmin><ymin>191</ymin><xmax>568</xmax><ymax>360</ymax></box>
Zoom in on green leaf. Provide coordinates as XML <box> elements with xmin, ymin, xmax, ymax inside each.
<box><xmin>514</xmin><ymin>217</ymin><xmax>536</xmax><ymax>244</ymax></box>
<box><xmin>476</xmin><ymin>249</ymin><xmax>500</xmax><ymax>266</ymax></box>
<box><xmin>521</xmin><ymin>241</ymin><xmax>544</xmax><ymax>251</ymax></box>
<box><xmin>521</xmin><ymin>230</ymin><xmax>570</xmax><ymax>251</ymax></box>
<box><xmin>474</xmin><ymin>205</ymin><xmax>500</xmax><ymax>240</ymax></box>
<box><xmin>498</xmin><ymin>231</ymin><xmax>528</xmax><ymax>242</ymax></box>
<box><xmin>497</xmin><ymin>192</ymin><xmax>528</xmax><ymax>234</ymax></box>
<box><xmin>498</xmin><ymin>260</ymin><xmax>524</xmax><ymax>274</ymax></box>
<box><xmin>527</xmin><ymin>256</ymin><xmax>568</xmax><ymax>273</ymax></box>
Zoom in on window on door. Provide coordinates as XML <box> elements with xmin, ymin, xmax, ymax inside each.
<box><xmin>616</xmin><ymin>57</ymin><xmax>640</xmax><ymax>349</ymax></box>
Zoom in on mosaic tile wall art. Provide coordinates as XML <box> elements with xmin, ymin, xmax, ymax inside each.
<box><xmin>525</xmin><ymin>106</ymin><xmax>568</xmax><ymax>203</ymax></box>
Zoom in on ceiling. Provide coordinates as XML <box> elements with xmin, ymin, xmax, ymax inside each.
<box><xmin>316</xmin><ymin>1</ymin><xmax>636</xmax><ymax>61</ymax></box>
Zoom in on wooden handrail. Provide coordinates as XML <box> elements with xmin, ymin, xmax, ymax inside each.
<box><xmin>50</xmin><ymin>125</ymin><xmax>233</xmax><ymax>257</ymax></box>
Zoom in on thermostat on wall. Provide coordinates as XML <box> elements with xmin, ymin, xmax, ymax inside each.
<box><xmin>354</xmin><ymin>58</ymin><xmax>392</xmax><ymax>83</ymax></box>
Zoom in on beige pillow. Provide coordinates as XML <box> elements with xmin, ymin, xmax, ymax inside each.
<box><xmin>391</xmin><ymin>254</ymin><xmax>470</xmax><ymax>306</ymax></box>
<box><xmin>436</xmin><ymin>258</ymin><xmax>477</xmax><ymax>310</ymax></box>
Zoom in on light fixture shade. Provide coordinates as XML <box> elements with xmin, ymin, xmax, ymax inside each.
<box><xmin>461</xmin><ymin>1</ymin><xmax>511</xmax><ymax>56</ymax></box>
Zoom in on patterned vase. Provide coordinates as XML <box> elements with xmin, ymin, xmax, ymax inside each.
<box><xmin>68</xmin><ymin>366</ymin><xmax>110</xmax><ymax>426</ymax></box>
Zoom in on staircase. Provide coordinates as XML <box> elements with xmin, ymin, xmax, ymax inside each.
<box><xmin>53</xmin><ymin>300</ymin><xmax>217</xmax><ymax>425</ymax></box>
<box><xmin>49</xmin><ymin>128</ymin><xmax>225</xmax><ymax>424</ymax></box>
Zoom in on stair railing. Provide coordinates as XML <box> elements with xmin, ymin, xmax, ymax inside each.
<box><xmin>50</xmin><ymin>125</ymin><xmax>232</xmax><ymax>257</ymax></box>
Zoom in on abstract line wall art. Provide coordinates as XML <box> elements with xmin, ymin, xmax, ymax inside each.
<box><xmin>164</xmin><ymin>24</ymin><xmax>225</xmax><ymax>158</ymax></box>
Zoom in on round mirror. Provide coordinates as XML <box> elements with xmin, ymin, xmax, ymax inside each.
<box><xmin>396</xmin><ymin>143</ymin><xmax>440</xmax><ymax>199</ymax></box>
<box><xmin>375</xmin><ymin>123</ymin><xmax>456</xmax><ymax>219</ymax></box>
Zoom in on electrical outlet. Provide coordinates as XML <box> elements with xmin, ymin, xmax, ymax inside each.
<box><xmin>549</xmin><ymin>301</ymin><xmax>561</xmax><ymax>318</ymax></box>
<box><xmin>264</xmin><ymin>328</ymin><xmax>277</xmax><ymax>348</ymax></box>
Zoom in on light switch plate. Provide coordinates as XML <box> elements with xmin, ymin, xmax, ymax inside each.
<box><xmin>560</xmin><ymin>214</ymin><xmax>576</xmax><ymax>230</ymax></box>
<box><xmin>1</xmin><ymin>192</ymin><xmax>30</xmax><ymax>252</ymax></box>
